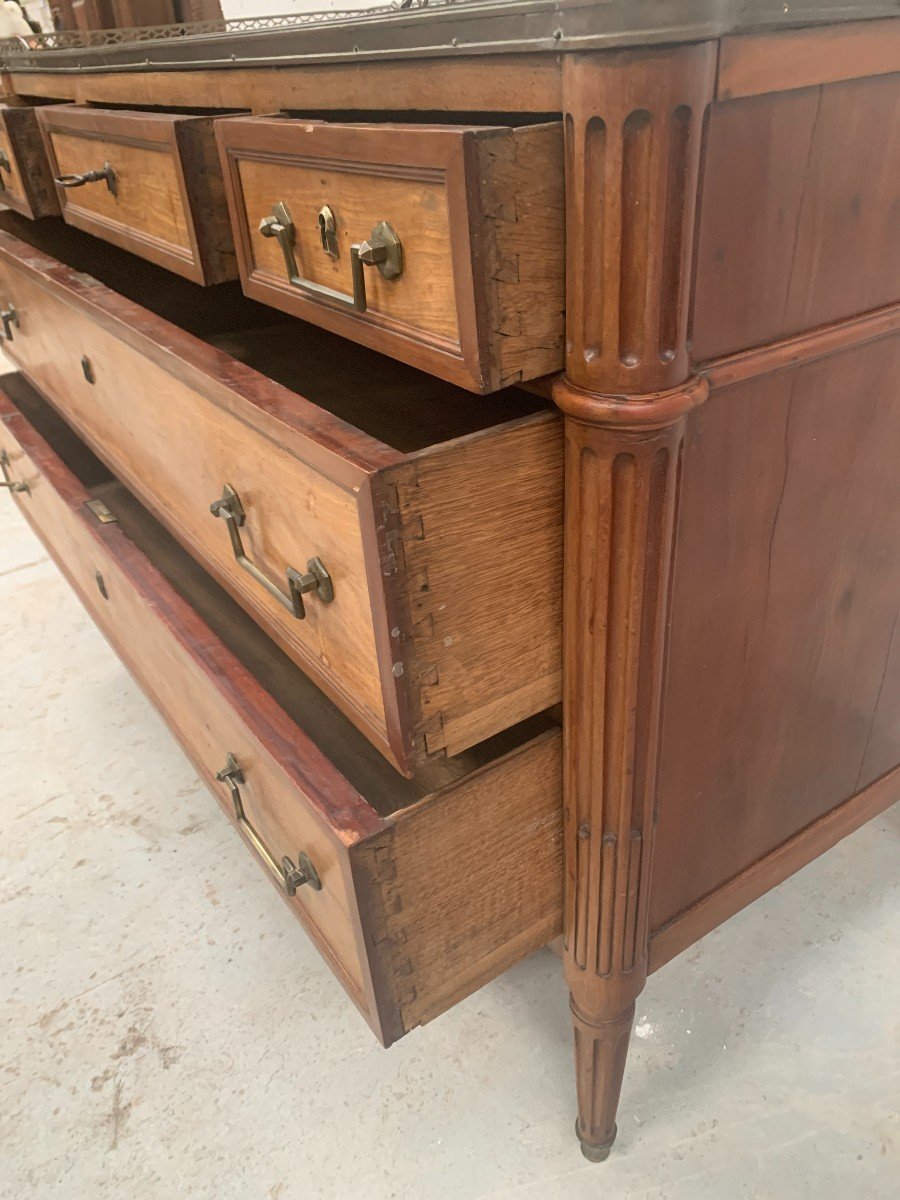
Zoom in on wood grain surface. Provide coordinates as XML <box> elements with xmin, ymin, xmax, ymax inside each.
<box><xmin>38</xmin><ymin>105</ymin><xmax>236</xmax><ymax>284</ymax></box>
<box><xmin>653</xmin><ymin>332</ymin><xmax>900</xmax><ymax>927</ymax></box>
<box><xmin>0</xmin><ymin>222</ymin><xmax>563</xmax><ymax>773</ymax></box>
<box><xmin>693</xmin><ymin>72</ymin><xmax>900</xmax><ymax>360</ymax></box>
<box><xmin>217</xmin><ymin>116</ymin><xmax>564</xmax><ymax>391</ymax></box>
<box><xmin>0</xmin><ymin>372</ymin><xmax>564</xmax><ymax>1047</ymax></box>
<box><xmin>0</xmin><ymin>103</ymin><xmax>60</xmax><ymax>220</ymax></box>
<box><xmin>5</xmin><ymin>55</ymin><xmax>561</xmax><ymax>115</ymax></box>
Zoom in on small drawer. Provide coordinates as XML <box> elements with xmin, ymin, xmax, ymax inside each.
<box><xmin>0</xmin><ymin>103</ymin><xmax>60</xmax><ymax>220</ymax></box>
<box><xmin>216</xmin><ymin>115</ymin><xmax>565</xmax><ymax>393</ymax></box>
<box><xmin>0</xmin><ymin>373</ymin><xmax>563</xmax><ymax>1045</ymax></box>
<box><xmin>0</xmin><ymin>218</ymin><xmax>563</xmax><ymax>776</ymax></box>
<box><xmin>37</xmin><ymin>104</ymin><xmax>237</xmax><ymax>285</ymax></box>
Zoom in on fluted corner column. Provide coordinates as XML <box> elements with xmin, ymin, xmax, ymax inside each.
<box><xmin>554</xmin><ymin>42</ymin><xmax>716</xmax><ymax>1162</ymax></box>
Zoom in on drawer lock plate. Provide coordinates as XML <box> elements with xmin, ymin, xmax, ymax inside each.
<box><xmin>216</xmin><ymin>753</ymin><xmax>321</xmax><ymax>895</ymax></box>
<box><xmin>210</xmin><ymin>483</ymin><xmax>333</xmax><ymax>620</ymax></box>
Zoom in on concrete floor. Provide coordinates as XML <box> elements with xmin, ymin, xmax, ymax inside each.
<box><xmin>1</xmin><ymin>494</ymin><xmax>898</xmax><ymax>1200</ymax></box>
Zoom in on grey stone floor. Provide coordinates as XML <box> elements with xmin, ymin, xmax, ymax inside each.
<box><xmin>1</xmin><ymin>494</ymin><xmax>897</xmax><ymax>1200</ymax></box>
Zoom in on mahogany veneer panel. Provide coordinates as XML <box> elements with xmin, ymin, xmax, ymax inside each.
<box><xmin>693</xmin><ymin>72</ymin><xmax>900</xmax><ymax>361</ymax></box>
<box><xmin>651</xmin><ymin>331</ymin><xmax>900</xmax><ymax>927</ymax></box>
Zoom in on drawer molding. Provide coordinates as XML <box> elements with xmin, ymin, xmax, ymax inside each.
<box><xmin>0</xmin><ymin>375</ymin><xmax>563</xmax><ymax>1046</ymax></box>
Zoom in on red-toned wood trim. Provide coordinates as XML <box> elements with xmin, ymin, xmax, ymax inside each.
<box><xmin>717</xmin><ymin>18</ymin><xmax>900</xmax><ymax>101</ymax></box>
<box><xmin>0</xmin><ymin>383</ymin><xmax>386</xmax><ymax>843</ymax></box>
<box><xmin>0</xmin><ymin>378</ymin><xmax>390</xmax><ymax>1037</ymax></box>
<box><xmin>0</xmin><ymin>229</ymin><xmax>400</xmax><ymax>483</ymax></box>
<box><xmin>701</xmin><ymin>301</ymin><xmax>900</xmax><ymax>390</ymax></box>
<box><xmin>649</xmin><ymin>766</ymin><xmax>900</xmax><ymax>973</ymax></box>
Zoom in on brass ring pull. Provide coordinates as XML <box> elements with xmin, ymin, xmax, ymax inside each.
<box><xmin>258</xmin><ymin>201</ymin><xmax>403</xmax><ymax>313</ymax></box>
<box><xmin>0</xmin><ymin>305</ymin><xmax>18</xmax><ymax>341</ymax></box>
<box><xmin>0</xmin><ymin>449</ymin><xmax>29</xmax><ymax>494</ymax></box>
<box><xmin>216</xmin><ymin>754</ymin><xmax>321</xmax><ymax>896</ymax></box>
<box><xmin>55</xmin><ymin>162</ymin><xmax>118</xmax><ymax>196</ymax></box>
<box><xmin>210</xmin><ymin>483</ymin><xmax>333</xmax><ymax>620</ymax></box>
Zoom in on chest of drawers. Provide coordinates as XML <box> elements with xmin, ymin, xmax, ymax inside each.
<box><xmin>0</xmin><ymin>0</ymin><xmax>897</xmax><ymax>1170</ymax></box>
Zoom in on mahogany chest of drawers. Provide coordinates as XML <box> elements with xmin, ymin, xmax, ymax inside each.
<box><xmin>0</xmin><ymin>0</ymin><xmax>897</xmax><ymax>1167</ymax></box>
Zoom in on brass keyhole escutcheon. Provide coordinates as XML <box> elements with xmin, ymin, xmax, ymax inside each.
<box><xmin>318</xmin><ymin>205</ymin><xmax>338</xmax><ymax>258</ymax></box>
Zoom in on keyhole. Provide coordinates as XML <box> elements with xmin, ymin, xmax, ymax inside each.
<box><xmin>317</xmin><ymin>205</ymin><xmax>338</xmax><ymax>258</ymax></box>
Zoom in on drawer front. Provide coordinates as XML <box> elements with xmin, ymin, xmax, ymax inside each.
<box><xmin>216</xmin><ymin>117</ymin><xmax>565</xmax><ymax>393</ymax></box>
<box><xmin>37</xmin><ymin>105</ymin><xmax>236</xmax><ymax>285</ymax></box>
<box><xmin>0</xmin><ymin>376</ymin><xmax>563</xmax><ymax>1045</ymax></box>
<box><xmin>0</xmin><ymin>253</ymin><xmax>391</xmax><ymax>757</ymax></box>
<box><xmin>0</xmin><ymin>383</ymin><xmax>376</xmax><ymax>1024</ymax></box>
<box><xmin>0</xmin><ymin>105</ymin><xmax>60</xmax><ymax>220</ymax></box>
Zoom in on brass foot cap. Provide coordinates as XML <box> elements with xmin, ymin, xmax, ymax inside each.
<box><xmin>577</xmin><ymin>1121</ymin><xmax>616</xmax><ymax>1163</ymax></box>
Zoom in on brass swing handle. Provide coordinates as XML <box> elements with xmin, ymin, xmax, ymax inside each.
<box><xmin>0</xmin><ymin>448</ymin><xmax>29</xmax><ymax>494</ymax></box>
<box><xmin>216</xmin><ymin>754</ymin><xmax>321</xmax><ymax>896</ymax></box>
<box><xmin>210</xmin><ymin>484</ymin><xmax>333</xmax><ymax>620</ymax></box>
<box><xmin>55</xmin><ymin>162</ymin><xmax>118</xmax><ymax>197</ymax></box>
<box><xmin>258</xmin><ymin>201</ymin><xmax>403</xmax><ymax>314</ymax></box>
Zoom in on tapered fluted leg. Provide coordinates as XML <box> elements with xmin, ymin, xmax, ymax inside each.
<box><xmin>555</xmin><ymin>42</ymin><xmax>716</xmax><ymax>1159</ymax></box>
<box><xmin>571</xmin><ymin>1001</ymin><xmax>635</xmax><ymax>1160</ymax></box>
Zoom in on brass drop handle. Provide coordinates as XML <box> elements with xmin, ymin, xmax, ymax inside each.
<box><xmin>259</xmin><ymin>200</ymin><xmax>403</xmax><ymax>313</ymax></box>
<box><xmin>0</xmin><ymin>449</ymin><xmax>28</xmax><ymax>494</ymax></box>
<box><xmin>210</xmin><ymin>483</ymin><xmax>333</xmax><ymax>620</ymax></box>
<box><xmin>55</xmin><ymin>162</ymin><xmax>118</xmax><ymax>196</ymax></box>
<box><xmin>216</xmin><ymin>754</ymin><xmax>321</xmax><ymax>896</ymax></box>
<box><xmin>0</xmin><ymin>305</ymin><xmax>18</xmax><ymax>341</ymax></box>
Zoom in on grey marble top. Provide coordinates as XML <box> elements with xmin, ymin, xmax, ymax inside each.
<box><xmin>1</xmin><ymin>0</ymin><xmax>897</xmax><ymax>74</ymax></box>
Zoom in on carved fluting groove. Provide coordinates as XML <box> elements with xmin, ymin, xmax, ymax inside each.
<box><xmin>562</xmin><ymin>45</ymin><xmax>717</xmax><ymax>395</ymax></box>
<box><xmin>562</xmin><ymin>417</ymin><xmax>686</xmax><ymax>1018</ymax></box>
<box><xmin>557</xmin><ymin>44</ymin><xmax>715</xmax><ymax>1158</ymax></box>
<box><xmin>571</xmin><ymin>999</ymin><xmax>636</xmax><ymax>1158</ymax></box>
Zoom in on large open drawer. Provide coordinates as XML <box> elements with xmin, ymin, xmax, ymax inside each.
<box><xmin>0</xmin><ymin>216</ymin><xmax>563</xmax><ymax>775</ymax></box>
<box><xmin>0</xmin><ymin>373</ymin><xmax>563</xmax><ymax>1046</ymax></box>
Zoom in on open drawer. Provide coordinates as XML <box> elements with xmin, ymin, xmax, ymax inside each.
<box><xmin>0</xmin><ymin>103</ymin><xmax>60</xmax><ymax>220</ymax></box>
<box><xmin>0</xmin><ymin>373</ymin><xmax>563</xmax><ymax>1046</ymax></box>
<box><xmin>215</xmin><ymin>114</ymin><xmax>565</xmax><ymax>393</ymax></box>
<box><xmin>37</xmin><ymin>104</ymin><xmax>237</xmax><ymax>285</ymax></box>
<box><xmin>0</xmin><ymin>216</ymin><xmax>563</xmax><ymax>776</ymax></box>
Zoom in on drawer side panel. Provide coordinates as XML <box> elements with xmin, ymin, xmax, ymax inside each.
<box><xmin>351</xmin><ymin>729</ymin><xmax>563</xmax><ymax>1042</ymax></box>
